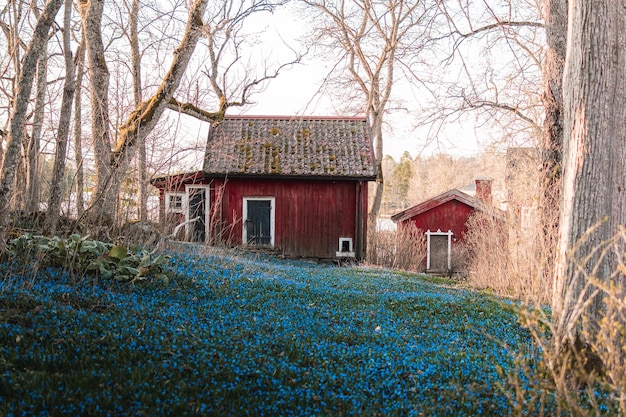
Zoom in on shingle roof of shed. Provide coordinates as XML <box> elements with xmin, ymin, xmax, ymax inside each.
<box><xmin>203</xmin><ymin>115</ymin><xmax>377</xmax><ymax>179</ymax></box>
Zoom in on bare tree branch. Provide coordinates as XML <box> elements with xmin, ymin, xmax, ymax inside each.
<box><xmin>0</xmin><ymin>0</ymin><xmax>64</xmax><ymax>252</ymax></box>
<box><xmin>461</xmin><ymin>97</ymin><xmax>538</xmax><ymax>128</ymax></box>
<box><xmin>167</xmin><ymin>97</ymin><xmax>226</xmax><ymax>124</ymax></box>
<box><xmin>113</xmin><ymin>0</ymin><xmax>209</xmax><ymax>161</ymax></box>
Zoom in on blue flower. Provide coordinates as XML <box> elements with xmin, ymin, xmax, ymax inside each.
<box><xmin>0</xmin><ymin>249</ymin><xmax>615</xmax><ymax>416</ymax></box>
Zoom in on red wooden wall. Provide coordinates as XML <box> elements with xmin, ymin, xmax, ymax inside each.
<box><xmin>209</xmin><ymin>178</ymin><xmax>368</xmax><ymax>259</ymax></box>
<box><xmin>400</xmin><ymin>199</ymin><xmax>476</xmax><ymax>242</ymax></box>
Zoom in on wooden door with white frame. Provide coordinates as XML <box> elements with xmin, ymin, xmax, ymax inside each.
<box><xmin>186</xmin><ymin>185</ymin><xmax>210</xmax><ymax>242</ymax></box>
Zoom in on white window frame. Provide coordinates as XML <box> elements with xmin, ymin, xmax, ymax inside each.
<box><xmin>336</xmin><ymin>237</ymin><xmax>355</xmax><ymax>258</ymax></box>
<box><xmin>165</xmin><ymin>192</ymin><xmax>186</xmax><ymax>214</ymax></box>
<box><xmin>242</xmin><ymin>197</ymin><xmax>275</xmax><ymax>247</ymax></box>
<box><xmin>425</xmin><ymin>229</ymin><xmax>453</xmax><ymax>271</ymax></box>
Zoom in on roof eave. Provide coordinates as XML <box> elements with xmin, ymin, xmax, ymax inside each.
<box><xmin>391</xmin><ymin>189</ymin><xmax>484</xmax><ymax>223</ymax></box>
<box><xmin>203</xmin><ymin>172</ymin><xmax>377</xmax><ymax>182</ymax></box>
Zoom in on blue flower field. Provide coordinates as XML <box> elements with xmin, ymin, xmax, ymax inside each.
<box><xmin>1</xmin><ymin>246</ymin><xmax>537</xmax><ymax>416</ymax></box>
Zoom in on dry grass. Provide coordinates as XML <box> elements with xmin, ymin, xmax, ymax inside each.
<box><xmin>463</xmin><ymin>209</ymin><xmax>512</xmax><ymax>293</ymax></box>
<box><xmin>503</xmin><ymin>227</ymin><xmax>626</xmax><ymax>416</ymax></box>
<box><xmin>462</xmin><ymin>206</ymin><xmax>554</xmax><ymax>305</ymax></box>
<box><xmin>366</xmin><ymin>222</ymin><xmax>426</xmax><ymax>272</ymax></box>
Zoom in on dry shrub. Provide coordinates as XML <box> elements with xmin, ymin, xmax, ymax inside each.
<box><xmin>461</xmin><ymin>147</ymin><xmax>558</xmax><ymax>303</ymax></box>
<box><xmin>464</xmin><ymin>209</ymin><xmax>514</xmax><ymax>294</ymax></box>
<box><xmin>463</xmin><ymin>205</ymin><xmax>555</xmax><ymax>304</ymax></box>
<box><xmin>367</xmin><ymin>221</ymin><xmax>426</xmax><ymax>271</ymax></box>
<box><xmin>450</xmin><ymin>243</ymin><xmax>470</xmax><ymax>276</ymax></box>
<box><xmin>504</xmin><ymin>227</ymin><xmax>626</xmax><ymax>416</ymax></box>
<box><xmin>594</xmin><ymin>288</ymin><xmax>626</xmax><ymax>413</ymax></box>
<box><xmin>119</xmin><ymin>221</ymin><xmax>161</xmax><ymax>246</ymax></box>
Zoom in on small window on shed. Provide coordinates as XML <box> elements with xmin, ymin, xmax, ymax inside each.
<box><xmin>166</xmin><ymin>193</ymin><xmax>184</xmax><ymax>214</ymax></box>
<box><xmin>336</xmin><ymin>237</ymin><xmax>355</xmax><ymax>258</ymax></box>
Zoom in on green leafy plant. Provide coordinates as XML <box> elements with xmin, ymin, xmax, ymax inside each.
<box><xmin>4</xmin><ymin>233</ymin><xmax>171</xmax><ymax>283</ymax></box>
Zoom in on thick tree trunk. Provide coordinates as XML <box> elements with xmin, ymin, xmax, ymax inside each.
<box><xmin>0</xmin><ymin>0</ymin><xmax>64</xmax><ymax>252</ymax></box>
<box><xmin>539</xmin><ymin>0</ymin><xmax>567</xmax><ymax>290</ymax></box>
<box><xmin>46</xmin><ymin>0</ymin><xmax>76</xmax><ymax>234</ymax></box>
<box><xmin>82</xmin><ymin>0</ymin><xmax>208</xmax><ymax>229</ymax></box>
<box><xmin>554</xmin><ymin>0</ymin><xmax>626</xmax><ymax>341</ymax></box>
<box><xmin>78</xmin><ymin>0</ymin><xmax>115</xmax><ymax>224</ymax></box>
<box><xmin>541</xmin><ymin>0</ymin><xmax>567</xmax><ymax>174</ymax></box>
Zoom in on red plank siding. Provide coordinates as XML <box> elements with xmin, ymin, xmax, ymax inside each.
<box><xmin>212</xmin><ymin>178</ymin><xmax>366</xmax><ymax>259</ymax></box>
<box><xmin>400</xmin><ymin>199</ymin><xmax>475</xmax><ymax>242</ymax></box>
<box><xmin>151</xmin><ymin>172</ymin><xmax>369</xmax><ymax>259</ymax></box>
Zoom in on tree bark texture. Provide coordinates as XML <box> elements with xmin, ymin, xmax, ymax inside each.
<box><xmin>78</xmin><ymin>0</ymin><xmax>115</xmax><ymax>222</ymax></box>
<box><xmin>368</xmin><ymin>112</ymin><xmax>384</xmax><ymax>221</ymax></box>
<box><xmin>554</xmin><ymin>0</ymin><xmax>626</xmax><ymax>339</ymax></box>
<box><xmin>539</xmin><ymin>0</ymin><xmax>567</xmax><ymax>289</ymax></box>
<box><xmin>73</xmin><ymin>39</ymin><xmax>86</xmax><ymax>218</ymax></box>
<box><xmin>82</xmin><ymin>0</ymin><xmax>208</xmax><ymax>227</ymax></box>
<box><xmin>25</xmin><ymin>48</ymin><xmax>48</xmax><ymax>213</ymax></box>
<box><xmin>0</xmin><ymin>0</ymin><xmax>25</xmax><ymax>165</ymax></box>
<box><xmin>46</xmin><ymin>0</ymin><xmax>76</xmax><ymax>234</ymax></box>
<box><xmin>541</xmin><ymin>0</ymin><xmax>567</xmax><ymax>177</ymax></box>
<box><xmin>129</xmin><ymin>0</ymin><xmax>148</xmax><ymax>222</ymax></box>
<box><xmin>0</xmin><ymin>0</ymin><xmax>64</xmax><ymax>252</ymax></box>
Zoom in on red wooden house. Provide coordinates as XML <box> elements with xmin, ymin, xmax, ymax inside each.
<box><xmin>150</xmin><ymin>115</ymin><xmax>377</xmax><ymax>260</ymax></box>
<box><xmin>390</xmin><ymin>179</ymin><xmax>503</xmax><ymax>273</ymax></box>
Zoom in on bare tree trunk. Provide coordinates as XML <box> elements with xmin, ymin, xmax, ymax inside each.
<box><xmin>0</xmin><ymin>0</ymin><xmax>26</xmax><ymax>166</ymax></box>
<box><xmin>541</xmin><ymin>0</ymin><xmax>567</xmax><ymax>176</ymax></box>
<box><xmin>78</xmin><ymin>0</ymin><xmax>115</xmax><ymax>225</ymax></box>
<box><xmin>25</xmin><ymin>48</ymin><xmax>48</xmax><ymax>213</ymax></box>
<box><xmin>554</xmin><ymin>0</ymin><xmax>626</xmax><ymax>343</ymax></box>
<box><xmin>46</xmin><ymin>0</ymin><xmax>76</xmax><ymax>235</ymax></box>
<box><xmin>0</xmin><ymin>130</ymin><xmax>4</xmax><ymax>164</ymax></box>
<box><xmin>368</xmin><ymin>112</ymin><xmax>384</xmax><ymax>221</ymax></box>
<box><xmin>129</xmin><ymin>0</ymin><xmax>147</xmax><ymax>222</ymax></box>
<box><xmin>12</xmin><ymin>153</ymin><xmax>26</xmax><ymax>212</ymax></box>
<box><xmin>82</xmin><ymin>0</ymin><xmax>208</xmax><ymax>230</ymax></box>
<box><xmin>539</xmin><ymin>0</ymin><xmax>567</xmax><ymax>288</ymax></box>
<box><xmin>0</xmin><ymin>0</ymin><xmax>64</xmax><ymax>252</ymax></box>
<box><xmin>73</xmin><ymin>38</ymin><xmax>86</xmax><ymax>218</ymax></box>
<box><xmin>138</xmin><ymin>127</ymin><xmax>148</xmax><ymax>222</ymax></box>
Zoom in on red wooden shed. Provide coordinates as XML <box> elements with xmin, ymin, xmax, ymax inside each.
<box><xmin>151</xmin><ymin>115</ymin><xmax>377</xmax><ymax>260</ymax></box>
<box><xmin>390</xmin><ymin>179</ymin><xmax>503</xmax><ymax>273</ymax></box>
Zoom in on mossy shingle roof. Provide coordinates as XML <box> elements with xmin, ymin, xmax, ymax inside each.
<box><xmin>203</xmin><ymin>115</ymin><xmax>377</xmax><ymax>179</ymax></box>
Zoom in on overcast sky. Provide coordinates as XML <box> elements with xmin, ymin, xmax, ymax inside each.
<box><xmin>239</xmin><ymin>5</ymin><xmax>489</xmax><ymax>160</ymax></box>
<box><xmin>166</xmin><ymin>4</ymin><xmax>492</xmax><ymax>166</ymax></box>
